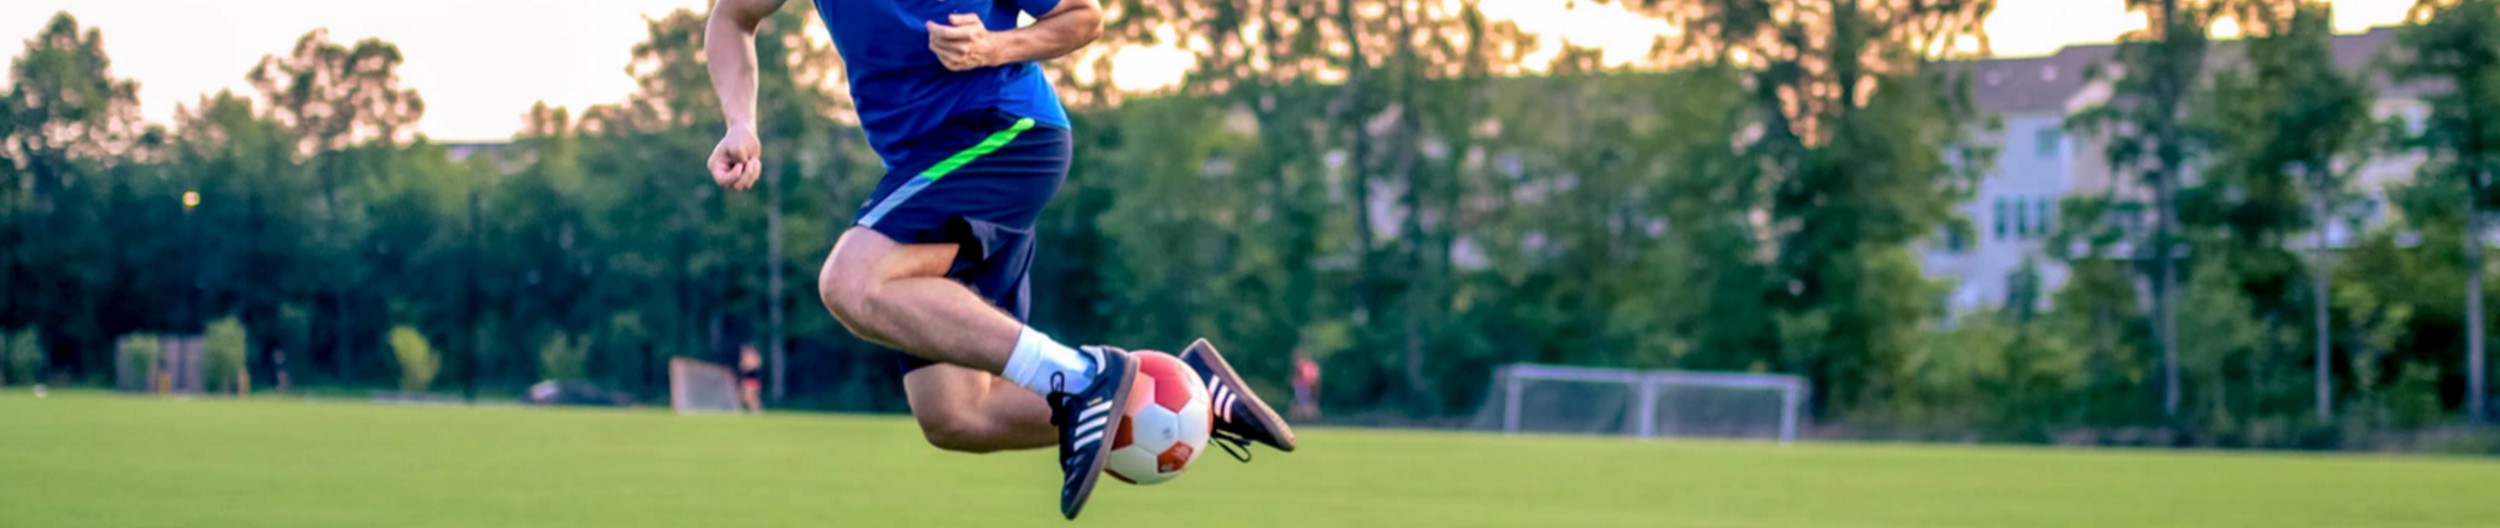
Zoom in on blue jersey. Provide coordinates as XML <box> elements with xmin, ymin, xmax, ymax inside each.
<box><xmin>813</xmin><ymin>0</ymin><xmax>1070</xmax><ymax>169</ymax></box>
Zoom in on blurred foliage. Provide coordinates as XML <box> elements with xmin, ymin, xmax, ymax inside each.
<box><xmin>388</xmin><ymin>326</ymin><xmax>437</xmax><ymax>392</ymax></box>
<box><xmin>1</xmin><ymin>1</ymin><xmax>2495</xmax><ymax>448</ymax></box>
<box><xmin>2390</xmin><ymin>0</ymin><xmax>2500</xmax><ymax>424</ymax></box>
<box><xmin>1</xmin><ymin>330</ymin><xmax>35</xmax><ymax>385</ymax></box>
<box><xmin>205</xmin><ymin>318</ymin><xmax>247</xmax><ymax>393</ymax></box>
<box><xmin>538</xmin><ymin>331</ymin><xmax>588</xmax><ymax>382</ymax></box>
<box><xmin>112</xmin><ymin>333</ymin><xmax>155</xmax><ymax>390</ymax></box>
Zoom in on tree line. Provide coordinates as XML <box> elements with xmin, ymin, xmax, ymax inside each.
<box><xmin>2</xmin><ymin>1</ymin><xmax>2495</xmax><ymax>450</ymax></box>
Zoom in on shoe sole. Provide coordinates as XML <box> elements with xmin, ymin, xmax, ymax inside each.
<box><xmin>1182</xmin><ymin>338</ymin><xmax>1298</xmax><ymax>452</ymax></box>
<box><xmin>1064</xmin><ymin>352</ymin><xmax>1140</xmax><ymax>521</ymax></box>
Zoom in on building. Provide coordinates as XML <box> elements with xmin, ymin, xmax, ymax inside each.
<box><xmin>1925</xmin><ymin>26</ymin><xmax>2426</xmax><ymax>316</ymax></box>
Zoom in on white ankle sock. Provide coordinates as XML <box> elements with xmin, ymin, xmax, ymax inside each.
<box><xmin>1002</xmin><ymin>326</ymin><xmax>1096</xmax><ymax>395</ymax></box>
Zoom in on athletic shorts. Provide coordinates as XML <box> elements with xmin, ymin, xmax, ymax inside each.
<box><xmin>856</xmin><ymin>108</ymin><xmax>1070</xmax><ymax>373</ymax></box>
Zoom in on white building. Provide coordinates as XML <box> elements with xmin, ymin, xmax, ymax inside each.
<box><xmin>1926</xmin><ymin>27</ymin><xmax>2426</xmax><ymax>316</ymax></box>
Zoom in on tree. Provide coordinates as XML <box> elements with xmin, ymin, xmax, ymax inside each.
<box><xmin>2191</xmin><ymin>2</ymin><xmax>2374</xmax><ymax>421</ymax></box>
<box><xmin>1090</xmin><ymin>0</ymin><xmax>1542</xmax><ymax>410</ymax></box>
<box><xmin>3</xmin><ymin>12</ymin><xmax>148</xmax><ymax>378</ymax></box>
<box><xmin>748</xmin><ymin>3</ymin><xmax>847</xmax><ymax>401</ymax></box>
<box><xmin>1086</xmin><ymin>0</ymin><xmax>1354</xmax><ymax>401</ymax></box>
<box><xmin>248</xmin><ymin>30</ymin><xmax>425</xmax><ymax>152</ymax></box>
<box><xmin>2331</xmin><ymin>223</ymin><xmax>2443</xmax><ymax>429</ymax></box>
<box><xmin>2048</xmin><ymin>194</ymin><xmax>2158</xmax><ymax>426</ymax></box>
<box><xmin>2173</xmin><ymin>259</ymin><xmax>2279</xmax><ymax>436</ymax></box>
<box><xmin>2070</xmin><ymin>0</ymin><xmax>2229</xmax><ymax>420</ymax></box>
<box><xmin>541</xmin><ymin>9</ymin><xmax>732</xmax><ymax>397</ymax></box>
<box><xmin>561</xmin><ymin>2</ymin><xmax>860</xmax><ymax>403</ymax></box>
<box><xmin>1631</xmin><ymin>0</ymin><xmax>1995</xmax><ymax>415</ymax></box>
<box><xmin>204</xmin><ymin>317</ymin><xmax>248</xmax><ymax>393</ymax></box>
<box><xmin>2391</xmin><ymin>0</ymin><xmax>2500</xmax><ymax>424</ymax></box>
<box><xmin>247</xmin><ymin>29</ymin><xmax>427</xmax><ymax>381</ymax></box>
<box><xmin>170</xmin><ymin>90</ymin><xmax>310</xmax><ymax>385</ymax></box>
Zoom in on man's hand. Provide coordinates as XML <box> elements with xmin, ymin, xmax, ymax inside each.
<box><xmin>705</xmin><ymin>0</ymin><xmax>782</xmax><ymax>192</ymax></box>
<box><xmin>927</xmin><ymin>14</ymin><xmax>995</xmax><ymax>71</ymax></box>
<box><xmin>709</xmin><ymin>126</ymin><xmax>764</xmax><ymax>191</ymax></box>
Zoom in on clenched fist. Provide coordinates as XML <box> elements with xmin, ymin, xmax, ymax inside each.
<box><xmin>708</xmin><ymin>126</ymin><xmax>763</xmax><ymax>191</ymax></box>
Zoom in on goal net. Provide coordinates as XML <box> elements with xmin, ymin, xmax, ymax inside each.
<box><xmin>669</xmin><ymin>357</ymin><xmax>740</xmax><ymax>414</ymax></box>
<box><xmin>1472</xmin><ymin>364</ymin><xmax>1807</xmax><ymax>443</ymax></box>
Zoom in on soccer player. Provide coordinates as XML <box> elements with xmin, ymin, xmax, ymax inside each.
<box><xmin>703</xmin><ymin>0</ymin><xmax>1296</xmax><ymax>519</ymax></box>
<box><xmin>736</xmin><ymin>344</ymin><xmax>765</xmax><ymax>414</ymax></box>
<box><xmin>1292</xmin><ymin>350</ymin><xmax>1321</xmax><ymax>420</ymax></box>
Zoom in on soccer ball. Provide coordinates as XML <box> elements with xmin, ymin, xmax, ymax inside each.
<box><xmin>1105</xmin><ymin>350</ymin><xmax>1211</xmax><ymax>485</ymax></box>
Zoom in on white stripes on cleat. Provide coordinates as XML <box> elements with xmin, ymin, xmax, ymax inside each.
<box><xmin>1211</xmin><ymin>382</ymin><xmax>1237</xmax><ymax>422</ymax></box>
<box><xmin>1072</xmin><ymin>401</ymin><xmax>1112</xmax><ymax>450</ymax></box>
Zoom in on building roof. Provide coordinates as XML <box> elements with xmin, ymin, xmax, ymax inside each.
<box><xmin>1965</xmin><ymin>26</ymin><xmax>2416</xmax><ymax>115</ymax></box>
<box><xmin>1967</xmin><ymin>45</ymin><xmax>2115</xmax><ymax>114</ymax></box>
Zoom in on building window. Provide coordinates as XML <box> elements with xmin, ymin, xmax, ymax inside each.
<box><xmin>2009</xmin><ymin>197</ymin><xmax>2025</xmax><ymax>238</ymax></box>
<box><xmin>1993</xmin><ymin>198</ymin><xmax>2008</xmax><ymax>240</ymax></box>
<box><xmin>2013</xmin><ymin>197</ymin><xmax>2029</xmax><ymax>237</ymax></box>
<box><xmin>2035</xmin><ymin>127</ymin><xmax>2062</xmax><ymax>159</ymax></box>
<box><xmin>2019</xmin><ymin>197</ymin><xmax>2037</xmax><ymax>238</ymax></box>
<box><xmin>2036</xmin><ymin>198</ymin><xmax>2054</xmax><ymax>237</ymax></box>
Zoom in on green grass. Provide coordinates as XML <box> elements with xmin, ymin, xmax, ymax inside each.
<box><xmin>4</xmin><ymin>391</ymin><xmax>2495</xmax><ymax>527</ymax></box>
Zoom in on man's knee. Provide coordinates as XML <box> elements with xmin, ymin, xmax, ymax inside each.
<box><xmin>817</xmin><ymin>229</ymin><xmax>956</xmax><ymax>330</ymax></box>
<box><xmin>817</xmin><ymin>258</ymin><xmax>876</xmax><ymax>328</ymax></box>
<box><xmin>916</xmin><ymin>409</ymin><xmax>1005</xmax><ymax>454</ymax></box>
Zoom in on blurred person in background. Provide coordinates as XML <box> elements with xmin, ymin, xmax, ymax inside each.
<box><xmin>738</xmin><ymin>344</ymin><xmax>765</xmax><ymax>414</ymax></box>
<box><xmin>272</xmin><ymin>350</ymin><xmax>291</xmax><ymax>394</ymax></box>
<box><xmin>1293</xmin><ymin>351</ymin><xmax>1320</xmax><ymax>420</ymax></box>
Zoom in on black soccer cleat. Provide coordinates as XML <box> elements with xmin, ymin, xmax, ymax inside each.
<box><xmin>1177</xmin><ymin>338</ymin><xmax>1299</xmax><ymax>459</ymax></box>
<box><xmin>1048</xmin><ymin>345</ymin><xmax>1138</xmax><ymax>521</ymax></box>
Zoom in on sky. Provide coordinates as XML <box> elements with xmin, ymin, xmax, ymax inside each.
<box><xmin>0</xmin><ymin>0</ymin><xmax>2420</xmax><ymax>142</ymax></box>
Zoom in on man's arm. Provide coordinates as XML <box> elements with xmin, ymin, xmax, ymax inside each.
<box><xmin>704</xmin><ymin>0</ymin><xmax>787</xmax><ymax>191</ymax></box>
<box><xmin>926</xmin><ymin>0</ymin><xmax>1103</xmax><ymax>71</ymax></box>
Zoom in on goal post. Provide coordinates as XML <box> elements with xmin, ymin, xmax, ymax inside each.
<box><xmin>669</xmin><ymin>357</ymin><xmax>741</xmax><ymax>414</ymax></box>
<box><xmin>1481</xmin><ymin>364</ymin><xmax>1808</xmax><ymax>443</ymax></box>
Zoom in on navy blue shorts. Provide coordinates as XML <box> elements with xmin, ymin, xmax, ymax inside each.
<box><xmin>856</xmin><ymin>109</ymin><xmax>1070</xmax><ymax>373</ymax></box>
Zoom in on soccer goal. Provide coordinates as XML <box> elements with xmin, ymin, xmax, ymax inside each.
<box><xmin>669</xmin><ymin>357</ymin><xmax>741</xmax><ymax>414</ymax></box>
<box><xmin>1478</xmin><ymin>364</ymin><xmax>1808</xmax><ymax>443</ymax></box>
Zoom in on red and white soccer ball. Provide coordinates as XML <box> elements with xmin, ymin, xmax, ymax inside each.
<box><xmin>1105</xmin><ymin>351</ymin><xmax>1211</xmax><ymax>485</ymax></box>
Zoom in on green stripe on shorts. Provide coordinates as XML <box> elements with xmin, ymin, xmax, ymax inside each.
<box><xmin>923</xmin><ymin>118</ymin><xmax>1036</xmax><ymax>180</ymax></box>
<box><xmin>858</xmin><ymin>117</ymin><xmax>1039</xmax><ymax>228</ymax></box>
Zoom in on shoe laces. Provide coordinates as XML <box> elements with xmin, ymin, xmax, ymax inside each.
<box><xmin>1047</xmin><ymin>372</ymin><xmax>1083</xmax><ymax>466</ymax></box>
<box><xmin>1046</xmin><ymin>372</ymin><xmax>1073</xmax><ymax>427</ymax></box>
<box><xmin>1211</xmin><ymin>429</ymin><xmax>1254</xmax><ymax>463</ymax></box>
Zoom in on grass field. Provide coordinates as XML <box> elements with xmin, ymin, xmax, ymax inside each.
<box><xmin>4</xmin><ymin>392</ymin><xmax>2496</xmax><ymax>527</ymax></box>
